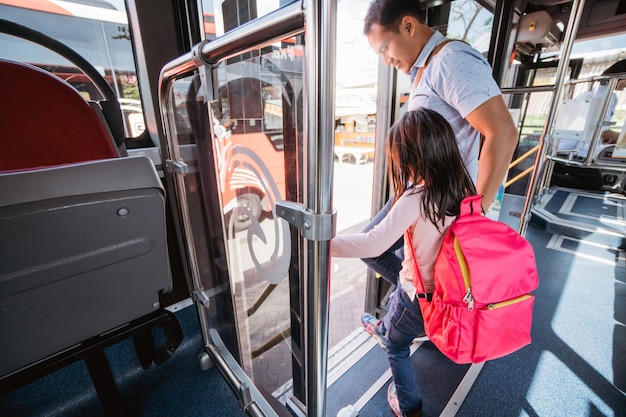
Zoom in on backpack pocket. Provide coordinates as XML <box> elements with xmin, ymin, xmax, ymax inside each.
<box><xmin>421</xmin><ymin>298</ymin><xmax>476</xmax><ymax>364</ymax></box>
<box><xmin>472</xmin><ymin>295</ymin><xmax>535</xmax><ymax>363</ymax></box>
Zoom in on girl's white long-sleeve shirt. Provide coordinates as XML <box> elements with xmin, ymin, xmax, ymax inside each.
<box><xmin>331</xmin><ymin>186</ymin><xmax>455</xmax><ymax>300</ymax></box>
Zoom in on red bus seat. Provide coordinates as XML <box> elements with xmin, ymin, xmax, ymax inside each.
<box><xmin>0</xmin><ymin>59</ymin><xmax>120</xmax><ymax>172</ymax></box>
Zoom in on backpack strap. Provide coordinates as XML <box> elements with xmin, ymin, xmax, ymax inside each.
<box><xmin>404</xmin><ymin>229</ymin><xmax>432</xmax><ymax>302</ymax></box>
<box><xmin>411</xmin><ymin>39</ymin><xmax>456</xmax><ymax>93</ymax></box>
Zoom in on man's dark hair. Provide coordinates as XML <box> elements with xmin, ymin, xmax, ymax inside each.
<box><xmin>602</xmin><ymin>59</ymin><xmax>626</xmax><ymax>75</ymax></box>
<box><xmin>363</xmin><ymin>0</ymin><xmax>425</xmax><ymax>35</ymax></box>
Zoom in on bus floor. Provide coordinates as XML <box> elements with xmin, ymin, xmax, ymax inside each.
<box><xmin>2</xmin><ymin>188</ymin><xmax>625</xmax><ymax>417</ymax></box>
<box><xmin>0</xmin><ymin>304</ymin><xmax>247</xmax><ymax>417</ymax></box>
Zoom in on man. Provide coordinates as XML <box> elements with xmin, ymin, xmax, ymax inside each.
<box><xmin>357</xmin><ymin>1</ymin><xmax>519</xmax><ymax>416</ymax></box>
<box><xmin>360</xmin><ymin>0</ymin><xmax>519</xmax><ymax>286</ymax></box>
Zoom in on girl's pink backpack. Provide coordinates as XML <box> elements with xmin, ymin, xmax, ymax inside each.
<box><xmin>407</xmin><ymin>194</ymin><xmax>539</xmax><ymax>364</ymax></box>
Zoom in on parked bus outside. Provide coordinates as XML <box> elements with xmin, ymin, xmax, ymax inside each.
<box><xmin>0</xmin><ymin>0</ymin><xmax>293</xmax><ymax>231</ymax></box>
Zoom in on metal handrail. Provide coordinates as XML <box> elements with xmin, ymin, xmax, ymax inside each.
<box><xmin>301</xmin><ymin>1</ymin><xmax>338</xmax><ymax>416</ymax></box>
<box><xmin>509</xmin><ymin>145</ymin><xmax>539</xmax><ymax>170</ymax></box>
<box><xmin>507</xmin><ymin>166</ymin><xmax>534</xmax><ymax>188</ymax></box>
<box><xmin>501</xmin><ymin>85</ymin><xmax>556</xmax><ymax>94</ymax></box>
<box><xmin>505</xmin><ymin>145</ymin><xmax>539</xmax><ymax>189</ymax></box>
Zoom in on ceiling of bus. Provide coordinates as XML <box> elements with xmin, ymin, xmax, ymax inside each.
<box><xmin>576</xmin><ymin>0</ymin><xmax>626</xmax><ymax>39</ymax></box>
<box><xmin>428</xmin><ymin>0</ymin><xmax>625</xmax><ymax>56</ymax></box>
<box><xmin>527</xmin><ymin>0</ymin><xmax>626</xmax><ymax>40</ymax></box>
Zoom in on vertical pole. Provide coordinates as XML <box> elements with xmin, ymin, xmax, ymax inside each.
<box><xmin>303</xmin><ymin>0</ymin><xmax>337</xmax><ymax>415</ymax></box>
<box><xmin>518</xmin><ymin>0</ymin><xmax>586</xmax><ymax>236</ymax></box>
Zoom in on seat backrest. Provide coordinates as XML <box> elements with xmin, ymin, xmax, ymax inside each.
<box><xmin>553</xmin><ymin>90</ymin><xmax>607</xmax><ymax>158</ymax></box>
<box><xmin>0</xmin><ymin>59</ymin><xmax>119</xmax><ymax>173</ymax></box>
<box><xmin>0</xmin><ymin>156</ymin><xmax>172</xmax><ymax>378</ymax></box>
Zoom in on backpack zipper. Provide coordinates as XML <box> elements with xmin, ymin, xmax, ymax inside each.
<box><xmin>453</xmin><ymin>237</ymin><xmax>474</xmax><ymax>311</ymax></box>
<box><xmin>486</xmin><ymin>294</ymin><xmax>533</xmax><ymax>310</ymax></box>
<box><xmin>462</xmin><ymin>288</ymin><xmax>474</xmax><ymax>311</ymax></box>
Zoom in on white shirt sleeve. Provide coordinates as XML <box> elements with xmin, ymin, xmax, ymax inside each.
<box><xmin>331</xmin><ymin>191</ymin><xmax>422</xmax><ymax>258</ymax></box>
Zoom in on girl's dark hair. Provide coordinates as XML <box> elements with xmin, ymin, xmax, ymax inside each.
<box><xmin>363</xmin><ymin>0</ymin><xmax>425</xmax><ymax>35</ymax></box>
<box><xmin>386</xmin><ymin>108</ymin><xmax>476</xmax><ymax>228</ymax></box>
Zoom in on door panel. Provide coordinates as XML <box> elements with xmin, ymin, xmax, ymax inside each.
<box><xmin>211</xmin><ymin>43</ymin><xmax>304</xmax><ymax>395</ymax></box>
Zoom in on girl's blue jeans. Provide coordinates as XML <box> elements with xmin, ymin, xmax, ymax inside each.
<box><xmin>382</xmin><ymin>284</ymin><xmax>425</xmax><ymax>413</ymax></box>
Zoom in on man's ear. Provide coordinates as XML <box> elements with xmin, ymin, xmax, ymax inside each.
<box><xmin>400</xmin><ymin>16</ymin><xmax>415</xmax><ymax>35</ymax></box>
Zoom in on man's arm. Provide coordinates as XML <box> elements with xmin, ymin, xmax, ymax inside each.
<box><xmin>465</xmin><ymin>95</ymin><xmax>519</xmax><ymax>212</ymax></box>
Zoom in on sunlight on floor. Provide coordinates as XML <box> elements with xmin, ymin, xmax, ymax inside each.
<box><xmin>526</xmin><ymin>351</ymin><xmax>616</xmax><ymax>417</ymax></box>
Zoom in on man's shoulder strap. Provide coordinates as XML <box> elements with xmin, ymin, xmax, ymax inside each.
<box><xmin>412</xmin><ymin>39</ymin><xmax>459</xmax><ymax>91</ymax></box>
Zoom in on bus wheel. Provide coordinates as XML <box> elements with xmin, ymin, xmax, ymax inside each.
<box><xmin>233</xmin><ymin>193</ymin><xmax>262</xmax><ymax>231</ymax></box>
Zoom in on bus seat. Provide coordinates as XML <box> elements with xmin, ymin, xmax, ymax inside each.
<box><xmin>0</xmin><ymin>59</ymin><xmax>120</xmax><ymax>172</ymax></box>
<box><xmin>553</xmin><ymin>95</ymin><xmax>603</xmax><ymax>159</ymax></box>
<box><xmin>0</xmin><ymin>57</ymin><xmax>179</xmax><ymax>411</ymax></box>
<box><xmin>0</xmin><ymin>156</ymin><xmax>173</xmax><ymax>378</ymax></box>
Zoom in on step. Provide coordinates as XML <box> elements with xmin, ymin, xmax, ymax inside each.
<box><xmin>529</xmin><ymin>187</ymin><xmax>626</xmax><ymax>247</ymax></box>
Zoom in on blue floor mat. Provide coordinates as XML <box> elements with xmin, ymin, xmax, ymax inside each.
<box><xmin>0</xmin><ymin>307</ymin><xmax>246</xmax><ymax>417</ymax></box>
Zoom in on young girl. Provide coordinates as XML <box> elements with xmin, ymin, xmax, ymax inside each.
<box><xmin>331</xmin><ymin>108</ymin><xmax>476</xmax><ymax>417</ymax></box>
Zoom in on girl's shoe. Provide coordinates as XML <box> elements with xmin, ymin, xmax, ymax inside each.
<box><xmin>387</xmin><ymin>382</ymin><xmax>422</xmax><ymax>417</ymax></box>
<box><xmin>359</xmin><ymin>313</ymin><xmax>386</xmax><ymax>350</ymax></box>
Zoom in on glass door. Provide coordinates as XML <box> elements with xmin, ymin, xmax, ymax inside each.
<box><xmin>158</xmin><ymin>1</ymin><xmax>337</xmax><ymax>416</ymax></box>
<box><xmin>211</xmin><ymin>39</ymin><xmax>305</xmax><ymax>399</ymax></box>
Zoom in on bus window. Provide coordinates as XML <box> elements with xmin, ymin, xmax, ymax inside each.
<box><xmin>444</xmin><ymin>0</ymin><xmax>495</xmax><ymax>54</ymax></box>
<box><xmin>0</xmin><ymin>0</ymin><xmax>145</xmax><ymax>142</ymax></box>
<box><xmin>201</xmin><ymin>0</ymin><xmax>291</xmax><ymax>38</ymax></box>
